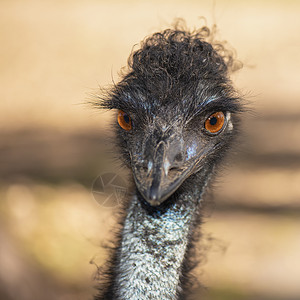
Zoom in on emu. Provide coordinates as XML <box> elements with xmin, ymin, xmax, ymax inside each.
<box><xmin>95</xmin><ymin>25</ymin><xmax>242</xmax><ymax>300</ymax></box>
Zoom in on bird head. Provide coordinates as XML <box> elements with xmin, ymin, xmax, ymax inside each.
<box><xmin>99</xmin><ymin>27</ymin><xmax>242</xmax><ymax>206</ymax></box>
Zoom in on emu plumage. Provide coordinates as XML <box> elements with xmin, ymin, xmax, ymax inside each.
<box><xmin>95</xmin><ymin>26</ymin><xmax>242</xmax><ymax>300</ymax></box>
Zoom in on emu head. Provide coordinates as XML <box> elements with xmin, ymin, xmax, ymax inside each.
<box><xmin>100</xmin><ymin>28</ymin><xmax>242</xmax><ymax>206</ymax></box>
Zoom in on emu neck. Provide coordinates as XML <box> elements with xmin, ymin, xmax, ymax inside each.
<box><xmin>115</xmin><ymin>174</ymin><xmax>207</xmax><ymax>300</ymax></box>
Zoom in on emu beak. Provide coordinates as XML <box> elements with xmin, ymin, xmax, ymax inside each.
<box><xmin>132</xmin><ymin>140</ymin><xmax>195</xmax><ymax>206</ymax></box>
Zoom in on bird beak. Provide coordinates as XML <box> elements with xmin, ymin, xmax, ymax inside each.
<box><xmin>131</xmin><ymin>140</ymin><xmax>195</xmax><ymax>206</ymax></box>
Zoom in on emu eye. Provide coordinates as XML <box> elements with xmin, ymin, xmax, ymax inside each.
<box><xmin>205</xmin><ymin>112</ymin><xmax>225</xmax><ymax>134</ymax></box>
<box><xmin>118</xmin><ymin>110</ymin><xmax>132</xmax><ymax>131</ymax></box>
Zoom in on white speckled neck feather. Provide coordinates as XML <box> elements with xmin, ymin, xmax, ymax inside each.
<box><xmin>113</xmin><ymin>173</ymin><xmax>208</xmax><ymax>300</ymax></box>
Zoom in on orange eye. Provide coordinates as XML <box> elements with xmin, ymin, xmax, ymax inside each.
<box><xmin>118</xmin><ymin>110</ymin><xmax>132</xmax><ymax>131</ymax></box>
<box><xmin>205</xmin><ymin>112</ymin><xmax>225</xmax><ymax>134</ymax></box>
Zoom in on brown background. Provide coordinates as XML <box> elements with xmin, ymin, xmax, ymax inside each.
<box><xmin>0</xmin><ymin>1</ymin><xmax>300</xmax><ymax>299</ymax></box>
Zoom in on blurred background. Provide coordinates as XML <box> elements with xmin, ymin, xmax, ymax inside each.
<box><xmin>1</xmin><ymin>0</ymin><xmax>300</xmax><ymax>299</ymax></box>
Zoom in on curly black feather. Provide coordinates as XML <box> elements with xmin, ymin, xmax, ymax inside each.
<box><xmin>95</xmin><ymin>23</ymin><xmax>241</xmax><ymax>111</ymax></box>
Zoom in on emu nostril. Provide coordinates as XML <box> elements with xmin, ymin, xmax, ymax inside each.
<box><xmin>168</xmin><ymin>166</ymin><xmax>182</xmax><ymax>179</ymax></box>
<box><xmin>174</xmin><ymin>153</ymin><xmax>183</xmax><ymax>162</ymax></box>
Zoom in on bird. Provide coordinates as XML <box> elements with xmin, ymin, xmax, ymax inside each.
<box><xmin>94</xmin><ymin>24</ymin><xmax>243</xmax><ymax>300</ymax></box>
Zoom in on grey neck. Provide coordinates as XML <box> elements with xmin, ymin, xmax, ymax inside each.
<box><xmin>114</xmin><ymin>173</ymin><xmax>209</xmax><ymax>300</ymax></box>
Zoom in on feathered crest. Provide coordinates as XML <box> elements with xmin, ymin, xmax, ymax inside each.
<box><xmin>127</xmin><ymin>20</ymin><xmax>241</xmax><ymax>83</ymax></box>
<box><xmin>93</xmin><ymin>20</ymin><xmax>242</xmax><ymax>111</ymax></box>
